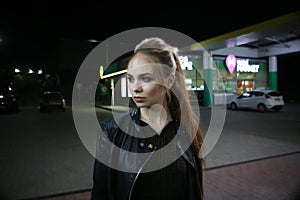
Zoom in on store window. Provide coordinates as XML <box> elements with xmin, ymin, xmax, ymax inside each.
<box><xmin>214</xmin><ymin>59</ymin><xmax>237</xmax><ymax>93</ymax></box>
<box><xmin>214</xmin><ymin>56</ymin><xmax>268</xmax><ymax>95</ymax></box>
<box><xmin>179</xmin><ymin>55</ymin><xmax>204</xmax><ymax>91</ymax></box>
<box><xmin>179</xmin><ymin>55</ymin><xmax>204</xmax><ymax>105</ymax></box>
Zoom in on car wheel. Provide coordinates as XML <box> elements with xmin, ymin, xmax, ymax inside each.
<box><xmin>14</xmin><ymin>106</ymin><xmax>20</xmax><ymax>113</ymax></box>
<box><xmin>274</xmin><ymin>106</ymin><xmax>282</xmax><ymax>112</ymax></box>
<box><xmin>230</xmin><ymin>103</ymin><xmax>237</xmax><ymax>110</ymax></box>
<box><xmin>257</xmin><ymin>104</ymin><xmax>266</xmax><ymax>113</ymax></box>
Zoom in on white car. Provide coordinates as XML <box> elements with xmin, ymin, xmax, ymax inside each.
<box><xmin>229</xmin><ymin>90</ymin><xmax>284</xmax><ymax>112</ymax></box>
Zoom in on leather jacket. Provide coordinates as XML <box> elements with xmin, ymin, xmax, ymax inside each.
<box><xmin>91</xmin><ymin>108</ymin><xmax>203</xmax><ymax>200</ymax></box>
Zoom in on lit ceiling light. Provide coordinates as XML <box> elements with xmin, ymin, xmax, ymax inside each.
<box><xmin>28</xmin><ymin>69</ymin><xmax>34</xmax><ymax>74</ymax></box>
<box><xmin>88</xmin><ymin>39</ymin><xmax>100</xmax><ymax>43</ymax></box>
<box><xmin>15</xmin><ymin>68</ymin><xmax>21</xmax><ymax>73</ymax></box>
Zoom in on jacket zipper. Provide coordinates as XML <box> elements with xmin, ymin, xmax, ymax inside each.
<box><xmin>128</xmin><ymin>146</ymin><xmax>157</xmax><ymax>200</ymax></box>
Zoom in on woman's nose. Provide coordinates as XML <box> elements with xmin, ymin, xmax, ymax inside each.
<box><xmin>133</xmin><ymin>85</ymin><xmax>142</xmax><ymax>92</ymax></box>
<box><xmin>132</xmin><ymin>81</ymin><xmax>143</xmax><ymax>92</ymax></box>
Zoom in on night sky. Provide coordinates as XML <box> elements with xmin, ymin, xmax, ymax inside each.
<box><xmin>0</xmin><ymin>4</ymin><xmax>299</xmax><ymax>101</ymax></box>
<box><xmin>0</xmin><ymin>5</ymin><xmax>298</xmax><ymax>52</ymax></box>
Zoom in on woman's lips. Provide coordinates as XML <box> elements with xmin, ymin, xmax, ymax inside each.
<box><xmin>133</xmin><ymin>97</ymin><xmax>145</xmax><ymax>103</ymax></box>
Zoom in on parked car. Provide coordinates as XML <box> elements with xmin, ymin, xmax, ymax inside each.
<box><xmin>229</xmin><ymin>90</ymin><xmax>284</xmax><ymax>112</ymax></box>
<box><xmin>0</xmin><ymin>84</ymin><xmax>20</xmax><ymax>113</ymax></box>
<box><xmin>39</xmin><ymin>91</ymin><xmax>66</xmax><ymax>112</ymax></box>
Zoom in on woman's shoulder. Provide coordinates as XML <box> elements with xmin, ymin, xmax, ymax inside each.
<box><xmin>99</xmin><ymin>108</ymin><xmax>139</xmax><ymax>132</ymax></box>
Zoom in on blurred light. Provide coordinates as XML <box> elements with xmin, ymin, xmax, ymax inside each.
<box><xmin>88</xmin><ymin>39</ymin><xmax>100</xmax><ymax>43</ymax></box>
<box><xmin>15</xmin><ymin>68</ymin><xmax>21</xmax><ymax>73</ymax></box>
<box><xmin>100</xmin><ymin>69</ymin><xmax>127</xmax><ymax>79</ymax></box>
<box><xmin>38</xmin><ymin>69</ymin><xmax>43</xmax><ymax>74</ymax></box>
<box><xmin>121</xmin><ymin>78</ymin><xmax>126</xmax><ymax>97</ymax></box>
<box><xmin>0</xmin><ymin>95</ymin><xmax>3</xmax><ymax>98</ymax></box>
<box><xmin>8</xmin><ymin>86</ymin><xmax>12</xmax><ymax>91</ymax></box>
<box><xmin>99</xmin><ymin>66</ymin><xmax>104</xmax><ymax>78</ymax></box>
<box><xmin>185</xmin><ymin>78</ymin><xmax>192</xmax><ymax>84</ymax></box>
<box><xmin>28</xmin><ymin>69</ymin><xmax>34</xmax><ymax>74</ymax></box>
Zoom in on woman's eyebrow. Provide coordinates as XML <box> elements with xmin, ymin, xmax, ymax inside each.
<box><xmin>139</xmin><ymin>73</ymin><xmax>153</xmax><ymax>76</ymax></box>
<box><xmin>127</xmin><ymin>73</ymin><xmax>153</xmax><ymax>77</ymax></box>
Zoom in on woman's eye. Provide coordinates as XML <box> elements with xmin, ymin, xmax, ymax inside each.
<box><xmin>127</xmin><ymin>76</ymin><xmax>134</xmax><ymax>83</ymax></box>
<box><xmin>141</xmin><ymin>76</ymin><xmax>153</xmax><ymax>82</ymax></box>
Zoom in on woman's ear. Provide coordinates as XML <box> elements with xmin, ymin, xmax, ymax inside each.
<box><xmin>167</xmin><ymin>74</ymin><xmax>175</xmax><ymax>88</ymax></box>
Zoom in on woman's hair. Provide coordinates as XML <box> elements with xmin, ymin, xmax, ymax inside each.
<box><xmin>131</xmin><ymin>37</ymin><xmax>204</xmax><ymax>197</ymax></box>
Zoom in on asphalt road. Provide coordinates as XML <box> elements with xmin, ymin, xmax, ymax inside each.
<box><xmin>0</xmin><ymin>102</ymin><xmax>299</xmax><ymax>199</ymax></box>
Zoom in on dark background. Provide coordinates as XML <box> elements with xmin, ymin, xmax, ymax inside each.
<box><xmin>1</xmin><ymin>5</ymin><xmax>299</xmax><ymax>57</ymax></box>
<box><xmin>0</xmin><ymin>4</ymin><xmax>299</xmax><ymax>102</ymax></box>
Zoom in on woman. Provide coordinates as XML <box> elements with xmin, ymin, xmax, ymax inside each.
<box><xmin>91</xmin><ymin>37</ymin><xmax>204</xmax><ymax>200</ymax></box>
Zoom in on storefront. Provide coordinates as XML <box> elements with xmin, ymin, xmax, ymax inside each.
<box><xmin>178</xmin><ymin>53</ymin><xmax>270</xmax><ymax>106</ymax></box>
<box><xmin>213</xmin><ymin>54</ymin><xmax>268</xmax><ymax>95</ymax></box>
<box><xmin>97</xmin><ymin>54</ymin><xmax>270</xmax><ymax>107</ymax></box>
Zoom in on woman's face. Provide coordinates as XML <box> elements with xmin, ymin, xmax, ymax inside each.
<box><xmin>127</xmin><ymin>54</ymin><xmax>167</xmax><ymax>108</ymax></box>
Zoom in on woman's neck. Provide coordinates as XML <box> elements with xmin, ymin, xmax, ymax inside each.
<box><xmin>140</xmin><ymin>104</ymin><xmax>172</xmax><ymax>135</ymax></box>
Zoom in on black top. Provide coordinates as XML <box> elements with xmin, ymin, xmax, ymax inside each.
<box><xmin>91</xmin><ymin>108</ymin><xmax>203</xmax><ymax>200</ymax></box>
<box><xmin>131</xmin><ymin>120</ymin><xmax>189</xmax><ymax>200</ymax></box>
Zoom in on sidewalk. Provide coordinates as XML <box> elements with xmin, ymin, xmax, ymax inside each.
<box><xmin>43</xmin><ymin>152</ymin><xmax>300</xmax><ymax>200</ymax></box>
<box><xmin>203</xmin><ymin>152</ymin><xmax>300</xmax><ymax>200</ymax></box>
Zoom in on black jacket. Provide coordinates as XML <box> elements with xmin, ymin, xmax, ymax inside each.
<box><xmin>91</xmin><ymin>108</ymin><xmax>203</xmax><ymax>200</ymax></box>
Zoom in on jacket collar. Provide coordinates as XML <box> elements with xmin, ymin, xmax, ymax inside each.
<box><xmin>129</xmin><ymin>107</ymin><xmax>141</xmax><ymax>125</ymax></box>
<box><xmin>128</xmin><ymin>107</ymin><xmax>197</xmax><ymax>169</ymax></box>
